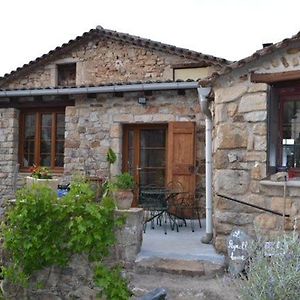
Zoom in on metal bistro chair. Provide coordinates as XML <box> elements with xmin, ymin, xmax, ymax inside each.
<box><xmin>165</xmin><ymin>180</ymin><xmax>186</xmax><ymax>232</ymax></box>
<box><xmin>174</xmin><ymin>187</ymin><xmax>203</xmax><ymax>232</ymax></box>
<box><xmin>139</xmin><ymin>185</ymin><xmax>169</xmax><ymax>234</ymax></box>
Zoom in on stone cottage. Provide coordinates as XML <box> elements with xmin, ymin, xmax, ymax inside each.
<box><xmin>4</xmin><ymin>25</ymin><xmax>300</xmax><ymax>254</ymax></box>
<box><xmin>0</xmin><ymin>26</ymin><xmax>229</xmax><ymax>209</ymax></box>
<box><xmin>204</xmin><ymin>31</ymin><xmax>300</xmax><ymax>252</ymax></box>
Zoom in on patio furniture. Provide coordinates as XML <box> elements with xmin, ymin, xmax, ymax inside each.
<box><xmin>139</xmin><ymin>186</ymin><xmax>189</xmax><ymax>234</ymax></box>
<box><xmin>139</xmin><ymin>187</ymin><xmax>169</xmax><ymax>234</ymax></box>
<box><xmin>173</xmin><ymin>189</ymin><xmax>203</xmax><ymax>232</ymax></box>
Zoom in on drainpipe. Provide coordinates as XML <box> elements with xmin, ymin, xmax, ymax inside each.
<box><xmin>197</xmin><ymin>86</ymin><xmax>213</xmax><ymax>244</ymax></box>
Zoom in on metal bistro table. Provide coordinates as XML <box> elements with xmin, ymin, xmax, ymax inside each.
<box><xmin>139</xmin><ymin>188</ymin><xmax>188</xmax><ymax>234</ymax></box>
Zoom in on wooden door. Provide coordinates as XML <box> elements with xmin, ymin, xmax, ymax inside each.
<box><xmin>123</xmin><ymin>124</ymin><xmax>167</xmax><ymax>206</ymax></box>
<box><xmin>167</xmin><ymin>122</ymin><xmax>196</xmax><ymax>196</ymax></box>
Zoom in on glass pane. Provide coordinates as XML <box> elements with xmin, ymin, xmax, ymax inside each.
<box><xmin>24</xmin><ymin>114</ymin><xmax>36</xmax><ymax>167</ymax></box>
<box><xmin>41</xmin><ymin>139</ymin><xmax>51</xmax><ymax>153</ymax></box>
<box><xmin>128</xmin><ymin>130</ymin><xmax>134</xmax><ymax>149</ymax></box>
<box><xmin>126</xmin><ymin>130</ymin><xmax>135</xmax><ymax>169</ymax></box>
<box><xmin>141</xmin><ymin>129</ymin><xmax>165</xmax><ymax>148</ymax></box>
<box><xmin>25</xmin><ymin>114</ymin><xmax>35</xmax><ymax>128</ymax></box>
<box><xmin>57</xmin><ymin>113</ymin><xmax>65</xmax><ymax>140</ymax></box>
<box><xmin>57</xmin><ymin>113</ymin><xmax>65</xmax><ymax>127</ymax></box>
<box><xmin>140</xmin><ymin>149</ymin><xmax>166</xmax><ymax>167</ymax></box>
<box><xmin>140</xmin><ymin>170</ymin><xmax>165</xmax><ymax>188</ymax></box>
<box><xmin>42</xmin><ymin>114</ymin><xmax>52</xmax><ymax>127</ymax></box>
<box><xmin>282</xmin><ymin>100</ymin><xmax>300</xmax><ymax>167</ymax></box>
<box><xmin>57</xmin><ymin>126</ymin><xmax>65</xmax><ymax>140</ymax></box>
<box><xmin>40</xmin><ymin>155</ymin><xmax>51</xmax><ymax>167</ymax></box>
<box><xmin>41</xmin><ymin>126</ymin><xmax>52</xmax><ymax>140</ymax></box>
<box><xmin>56</xmin><ymin>141</ymin><xmax>64</xmax><ymax>154</ymax></box>
<box><xmin>24</xmin><ymin>114</ymin><xmax>35</xmax><ymax>138</ymax></box>
<box><xmin>55</xmin><ymin>155</ymin><xmax>64</xmax><ymax>167</ymax></box>
<box><xmin>24</xmin><ymin>140</ymin><xmax>35</xmax><ymax>153</ymax></box>
<box><xmin>128</xmin><ymin>149</ymin><xmax>134</xmax><ymax>168</ymax></box>
<box><xmin>23</xmin><ymin>154</ymin><xmax>34</xmax><ymax>167</ymax></box>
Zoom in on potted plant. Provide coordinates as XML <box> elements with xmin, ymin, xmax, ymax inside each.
<box><xmin>25</xmin><ymin>165</ymin><xmax>59</xmax><ymax>192</ymax></box>
<box><xmin>113</xmin><ymin>172</ymin><xmax>135</xmax><ymax>209</ymax></box>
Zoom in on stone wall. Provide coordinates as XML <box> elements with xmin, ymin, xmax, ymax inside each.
<box><xmin>64</xmin><ymin>89</ymin><xmax>205</xmax><ymax>188</ymax></box>
<box><xmin>212</xmin><ymin>42</ymin><xmax>300</xmax><ymax>252</ymax></box>
<box><xmin>2</xmin><ymin>208</ymin><xmax>144</xmax><ymax>299</ymax></box>
<box><xmin>0</xmin><ymin>108</ymin><xmax>19</xmax><ymax>201</ymax></box>
<box><xmin>2</xmin><ymin>37</ymin><xmax>208</xmax><ymax>89</ymax></box>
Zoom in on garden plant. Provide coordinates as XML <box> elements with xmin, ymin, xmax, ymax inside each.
<box><xmin>237</xmin><ymin>230</ymin><xmax>300</xmax><ymax>300</ymax></box>
<box><xmin>1</xmin><ymin>177</ymin><xmax>131</xmax><ymax>299</ymax></box>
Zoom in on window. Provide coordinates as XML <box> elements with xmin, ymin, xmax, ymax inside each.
<box><xmin>19</xmin><ymin>109</ymin><xmax>65</xmax><ymax>170</ymax></box>
<box><xmin>268</xmin><ymin>84</ymin><xmax>300</xmax><ymax>173</ymax></box>
<box><xmin>57</xmin><ymin>63</ymin><xmax>76</xmax><ymax>86</ymax></box>
<box><xmin>280</xmin><ymin>98</ymin><xmax>300</xmax><ymax>168</ymax></box>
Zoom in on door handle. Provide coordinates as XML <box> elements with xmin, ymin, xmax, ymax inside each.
<box><xmin>137</xmin><ymin>167</ymin><xmax>142</xmax><ymax>170</ymax></box>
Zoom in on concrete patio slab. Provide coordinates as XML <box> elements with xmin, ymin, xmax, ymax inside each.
<box><xmin>136</xmin><ymin>219</ymin><xmax>225</xmax><ymax>265</ymax></box>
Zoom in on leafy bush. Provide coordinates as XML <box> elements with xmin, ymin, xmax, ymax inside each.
<box><xmin>94</xmin><ymin>264</ymin><xmax>132</xmax><ymax>300</ymax></box>
<box><xmin>1</xmin><ymin>181</ymin><xmax>128</xmax><ymax>298</ymax></box>
<box><xmin>114</xmin><ymin>172</ymin><xmax>135</xmax><ymax>190</ymax></box>
<box><xmin>237</xmin><ymin>232</ymin><xmax>300</xmax><ymax>300</ymax></box>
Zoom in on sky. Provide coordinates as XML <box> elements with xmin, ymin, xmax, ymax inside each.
<box><xmin>1</xmin><ymin>0</ymin><xmax>300</xmax><ymax>77</ymax></box>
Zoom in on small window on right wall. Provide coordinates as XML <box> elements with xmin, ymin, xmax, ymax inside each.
<box><xmin>57</xmin><ymin>63</ymin><xmax>76</xmax><ymax>86</ymax></box>
<box><xmin>268</xmin><ymin>83</ymin><xmax>300</xmax><ymax>176</ymax></box>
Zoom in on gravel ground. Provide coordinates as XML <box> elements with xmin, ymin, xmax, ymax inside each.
<box><xmin>129</xmin><ymin>272</ymin><xmax>239</xmax><ymax>300</ymax></box>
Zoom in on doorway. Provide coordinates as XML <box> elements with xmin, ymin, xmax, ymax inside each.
<box><xmin>122</xmin><ymin>122</ymin><xmax>197</xmax><ymax>206</ymax></box>
<box><xmin>123</xmin><ymin>124</ymin><xmax>167</xmax><ymax>206</ymax></box>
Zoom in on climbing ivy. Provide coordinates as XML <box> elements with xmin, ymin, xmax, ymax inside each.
<box><xmin>1</xmin><ymin>179</ymin><xmax>130</xmax><ymax>298</ymax></box>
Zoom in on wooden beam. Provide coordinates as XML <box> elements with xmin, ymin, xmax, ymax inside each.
<box><xmin>251</xmin><ymin>70</ymin><xmax>300</xmax><ymax>83</ymax></box>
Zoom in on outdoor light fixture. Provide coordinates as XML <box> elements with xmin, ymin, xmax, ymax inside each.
<box><xmin>138</xmin><ymin>97</ymin><xmax>147</xmax><ymax>105</ymax></box>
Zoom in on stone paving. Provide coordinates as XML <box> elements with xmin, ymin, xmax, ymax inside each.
<box><xmin>137</xmin><ymin>219</ymin><xmax>224</xmax><ymax>264</ymax></box>
<box><xmin>129</xmin><ymin>219</ymin><xmax>238</xmax><ymax>299</ymax></box>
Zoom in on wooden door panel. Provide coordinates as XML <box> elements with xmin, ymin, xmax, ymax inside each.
<box><xmin>167</xmin><ymin>122</ymin><xmax>196</xmax><ymax>195</ymax></box>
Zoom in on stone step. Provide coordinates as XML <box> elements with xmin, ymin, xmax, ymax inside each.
<box><xmin>133</xmin><ymin>257</ymin><xmax>225</xmax><ymax>278</ymax></box>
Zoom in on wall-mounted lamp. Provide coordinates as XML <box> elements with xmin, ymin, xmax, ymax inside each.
<box><xmin>138</xmin><ymin>97</ymin><xmax>147</xmax><ymax>105</ymax></box>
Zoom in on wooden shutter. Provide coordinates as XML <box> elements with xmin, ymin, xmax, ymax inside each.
<box><xmin>167</xmin><ymin>122</ymin><xmax>196</xmax><ymax>196</ymax></box>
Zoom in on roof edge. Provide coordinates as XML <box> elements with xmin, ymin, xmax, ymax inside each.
<box><xmin>1</xmin><ymin>26</ymin><xmax>231</xmax><ymax>85</ymax></box>
<box><xmin>0</xmin><ymin>81</ymin><xmax>199</xmax><ymax>98</ymax></box>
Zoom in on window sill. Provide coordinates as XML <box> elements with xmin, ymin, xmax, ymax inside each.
<box><xmin>260</xmin><ymin>179</ymin><xmax>300</xmax><ymax>187</ymax></box>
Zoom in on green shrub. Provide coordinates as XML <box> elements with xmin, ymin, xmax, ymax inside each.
<box><xmin>114</xmin><ymin>172</ymin><xmax>135</xmax><ymax>190</ymax></box>
<box><xmin>237</xmin><ymin>232</ymin><xmax>300</xmax><ymax>300</ymax></box>
<box><xmin>1</xmin><ymin>181</ymin><xmax>128</xmax><ymax>298</ymax></box>
<box><xmin>94</xmin><ymin>264</ymin><xmax>132</xmax><ymax>300</ymax></box>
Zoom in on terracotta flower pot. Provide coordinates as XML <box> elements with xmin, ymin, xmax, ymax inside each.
<box><xmin>113</xmin><ymin>190</ymin><xmax>134</xmax><ymax>209</ymax></box>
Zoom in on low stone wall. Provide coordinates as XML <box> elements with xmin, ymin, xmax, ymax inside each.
<box><xmin>2</xmin><ymin>208</ymin><xmax>144</xmax><ymax>299</ymax></box>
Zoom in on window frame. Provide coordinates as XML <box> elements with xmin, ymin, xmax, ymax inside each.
<box><xmin>19</xmin><ymin>108</ymin><xmax>65</xmax><ymax>173</ymax></box>
<box><xmin>57</xmin><ymin>63</ymin><xmax>77</xmax><ymax>86</ymax></box>
<box><xmin>278</xmin><ymin>87</ymin><xmax>300</xmax><ymax>170</ymax></box>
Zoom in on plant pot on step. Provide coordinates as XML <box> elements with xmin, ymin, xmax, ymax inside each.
<box><xmin>113</xmin><ymin>190</ymin><xmax>134</xmax><ymax>209</ymax></box>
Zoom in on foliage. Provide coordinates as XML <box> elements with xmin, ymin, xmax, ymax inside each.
<box><xmin>29</xmin><ymin>165</ymin><xmax>52</xmax><ymax>179</ymax></box>
<box><xmin>94</xmin><ymin>264</ymin><xmax>131</xmax><ymax>300</ymax></box>
<box><xmin>237</xmin><ymin>232</ymin><xmax>300</xmax><ymax>300</ymax></box>
<box><xmin>1</xmin><ymin>181</ymin><xmax>127</xmax><ymax>298</ymax></box>
<box><xmin>106</xmin><ymin>148</ymin><xmax>117</xmax><ymax>165</ymax></box>
<box><xmin>114</xmin><ymin>172</ymin><xmax>135</xmax><ymax>190</ymax></box>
